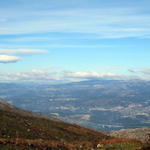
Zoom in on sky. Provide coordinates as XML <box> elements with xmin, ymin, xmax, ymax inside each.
<box><xmin>0</xmin><ymin>0</ymin><xmax>150</xmax><ymax>83</ymax></box>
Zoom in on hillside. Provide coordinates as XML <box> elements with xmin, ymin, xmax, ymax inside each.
<box><xmin>0</xmin><ymin>101</ymin><xmax>148</xmax><ymax>150</ymax></box>
<box><xmin>0</xmin><ymin>101</ymin><xmax>60</xmax><ymax>122</ymax></box>
<box><xmin>0</xmin><ymin>101</ymin><xmax>109</xmax><ymax>141</ymax></box>
<box><xmin>0</xmin><ymin>101</ymin><xmax>110</xmax><ymax>149</ymax></box>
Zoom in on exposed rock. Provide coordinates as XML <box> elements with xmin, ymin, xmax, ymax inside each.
<box><xmin>111</xmin><ymin>128</ymin><xmax>150</xmax><ymax>143</ymax></box>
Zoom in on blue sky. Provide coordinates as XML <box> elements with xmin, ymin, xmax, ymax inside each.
<box><xmin>0</xmin><ymin>0</ymin><xmax>150</xmax><ymax>82</ymax></box>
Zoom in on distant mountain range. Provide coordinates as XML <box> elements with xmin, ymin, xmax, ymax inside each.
<box><xmin>0</xmin><ymin>101</ymin><xmax>149</xmax><ymax>150</ymax></box>
<box><xmin>0</xmin><ymin>79</ymin><xmax>150</xmax><ymax>131</ymax></box>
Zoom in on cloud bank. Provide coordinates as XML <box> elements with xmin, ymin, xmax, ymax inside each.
<box><xmin>0</xmin><ymin>70</ymin><xmax>142</xmax><ymax>83</ymax></box>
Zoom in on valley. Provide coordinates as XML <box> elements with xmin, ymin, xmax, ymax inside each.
<box><xmin>0</xmin><ymin>80</ymin><xmax>150</xmax><ymax>131</ymax></box>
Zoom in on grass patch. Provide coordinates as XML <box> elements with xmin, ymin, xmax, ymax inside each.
<box><xmin>97</xmin><ymin>142</ymin><xmax>142</xmax><ymax>150</ymax></box>
<box><xmin>0</xmin><ymin>145</ymin><xmax>35</xmax><ymax>150</ymax></box>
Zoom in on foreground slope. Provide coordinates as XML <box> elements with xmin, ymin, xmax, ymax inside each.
<box><xmin>0</xmin><ymin>101</ymin><xmax>147</xmax><ymax>150</ymax></box>
<box><xmin>0</xmin><ymin>101</ymin><xmax>109</xmax><ymax>142</ymax></box>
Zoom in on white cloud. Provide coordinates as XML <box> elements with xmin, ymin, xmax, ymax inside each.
<box><xmin>0</xmin><ymin>49</ymin><xmax>48</xmax><ymax>55</ymax></box>
<box><xmin>63</xmin><ymin>71</ymin><xmax>115</xmax><ymax>79</ymax></box>
<box><xmin>0</xmin><ymin>49</ymin><xmax>48</xmax><ymax>63</ymax></box>
<box><xmin>0</xmin><ymin>55</ymin><xmax>21</xmax><ymax>63</ymax></box>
